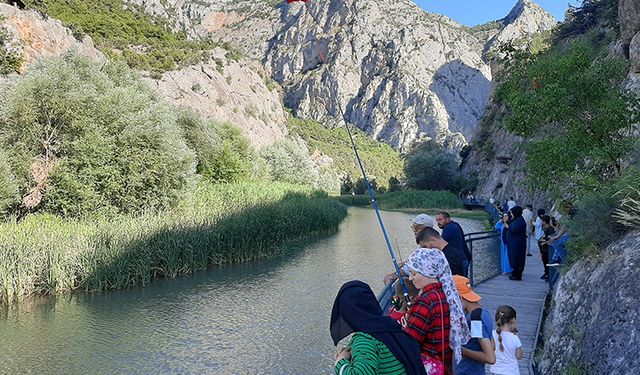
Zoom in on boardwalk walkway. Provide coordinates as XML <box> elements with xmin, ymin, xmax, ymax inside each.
<box><xmin>474</xmin><ymin>240</ymin><xmax>548</xmax><ymax>375</ymax></box>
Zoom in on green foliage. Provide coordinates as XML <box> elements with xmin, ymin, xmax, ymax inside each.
<box><xmin>0</xmin><ymin>149</ymin><xmax>18</xmax><ymax>215</ymax></box>
<box><xmin>404</xmin><ymin>141</ymin><xmax>472</xmax><ymax>193</ymax></box>
<box><xmin>260</xmin><ymin>138</ymin><xmax>319</xmax><ymax>186</ymax></box>
<box><xmin>613</xmin><ymin>168</ymin><xmax>640</xmax><ymax>230</ymax></box>
<box><xmin>333</xmin><ymin>190</ymin><xmax>462</xmax><ymax>210</ymax></box>
<box><xmin>0</xmin><ymin>21</ymin><xmax>22</xmax><ymax>75</ymax></box>
<box><xmin>564</xmin><ymin>169</ymin><xmax>640</xmax><ymax>264</ymax></box>
<box><xmin>287</xmin><ymin>115</ymin><xmax>404</xmax><ymax>190</ymax></box>
<box><xmin>0</xmin><ymin>53</ymin><xmax>195</xmax><ymax>217</ymax></box>
<box><xmin>0</xmin><ymin>182</ymin><xmax>347</xmax><ymax>304</ymax></box>
<box><xmin>177</xmin><ymin>110</ymin><xmax>254</xmax><ymax>184</ymax></box>
<box><xmin>23</xmin><ymin>0</ymin><xmax>212</xmax><ymax>73</ymax></box>
<box><xmin>496</xmin><ymin>35</ymin><xmax>639</xmax><ymax>198</ymax></box>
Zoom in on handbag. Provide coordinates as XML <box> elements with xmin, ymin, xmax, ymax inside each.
<box><xmin>420</xmin><ymin>292</ymin><xmax>446</xmax><ymax>375</ymax></box>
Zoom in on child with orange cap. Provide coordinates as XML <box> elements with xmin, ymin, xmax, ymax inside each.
<box><xmin>453</xmin><ymin>276</ymin><xmax>496</xmax><ymax>375</ymax></box>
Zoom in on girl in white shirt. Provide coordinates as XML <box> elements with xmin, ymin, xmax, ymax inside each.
<box><xmin>491</xmin><ymin>305</ymin><xmax>524</xmax><ymax>375</ymax></box>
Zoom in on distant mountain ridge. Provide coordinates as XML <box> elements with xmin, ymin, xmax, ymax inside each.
<box><xmin>128</xmin><ymin>0</ymin><xmax>557</xmax><ymax>151</ymax></box>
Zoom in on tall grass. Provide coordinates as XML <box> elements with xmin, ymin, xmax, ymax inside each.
<box><xmin>0</xmin><ymin>182</ymin><xmax>347</xmax><ymax>304</ymax></box>
<box><xmin>334</xmin><ymin>190</ymin><xmax>462</xmax><ymax>210</ymax></box>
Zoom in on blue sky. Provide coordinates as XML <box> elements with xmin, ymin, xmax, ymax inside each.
<box><xmin>414</xmin><ymin>0</ymin><xmax>582</xmax><ymax>26</ymax></box>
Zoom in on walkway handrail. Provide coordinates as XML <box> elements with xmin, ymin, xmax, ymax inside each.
<box><xmin>466</xmin><ymin>230</ymin><xmax>501</xmax><ymax>286</ymax></box>
<box><xmin>465</xmin><ymin>230</ymin><xmax>498</xmax><ymax>238</ymax></box>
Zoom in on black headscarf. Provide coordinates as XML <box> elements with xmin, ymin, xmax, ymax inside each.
<box><xmin>510</xmin><ymin>205</ymin><xmax>523</xmax><ymax>218</ymax></box>
<box><xmin>330</xmin><ymin>280</ymin><xmax>427</xmax><ymax>375</ymax></box>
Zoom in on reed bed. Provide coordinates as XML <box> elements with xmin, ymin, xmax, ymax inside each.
<box><xmin>0</xmin><ymin>182</ymin><xmax>347</xmax><ymax>304</ymax></box>
<box><xmin>334</xmin><ymin>190</ymin><xmax>463</xmax><ymax>210</ymax></box>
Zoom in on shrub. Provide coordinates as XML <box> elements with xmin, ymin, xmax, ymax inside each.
<box><xmin>0</xmin><ymin>149</ymin><xmax>18</xmax><ymax>215</ymax></box>
<box><xmin>404</xmin><ymin>142</ymin><xmax>460</xmax><ymax>192</ymax></box>
<box><xmin>177</xmin><ymin>109</ymin><xmax>254</xmax><ymax>184</ymax></box>
<box><xmin>0</xmin><ymin>22</ymin><xmax>22</xmax><ymax>75</ymax></box>
<box><xmin>0</xmin><ymin>53</ymin><xmax>195</xmax><ymax>217</ymax></box>
<box><xmin>260</xmin><ymin>139</ymin><xmax>319</xmax><ymax>186</ymax></box>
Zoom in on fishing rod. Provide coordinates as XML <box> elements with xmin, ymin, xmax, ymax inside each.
<box><xmin>339</xmin><ymin>107</ymin><xmax>412</xmax><ymax>307</ymax></box>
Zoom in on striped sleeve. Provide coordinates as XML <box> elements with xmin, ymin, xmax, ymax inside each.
<box><xmin>334</xmin><ymin>332</ymin><xmax>379</xmax><ymax>375</ymax></box>
<box><xmin>333</xmin><ymin>333</ymin><xmax>407</xmax><ymax>375</ymax></box>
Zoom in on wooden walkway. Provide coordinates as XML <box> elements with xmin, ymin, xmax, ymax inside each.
<box><xmin>474</xmin><ymin>240</ymin><xmax>548</xmax><ymax>375</ymax></box>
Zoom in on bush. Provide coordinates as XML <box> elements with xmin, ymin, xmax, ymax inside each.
<box><xmin>0</xmin><ymin>149</ymin><xmax>18</xmax><ymax>215</ymax></box>
<box><xmin>404</xmin><ymin>142</ymin><xmax>460</xmax><ymax>191</ymax></box>
<box><xmin>177</xmin><ymin>109</ymin><xmax>255</xmax><ymax>184</ymax></box>
<box><xmin>260</xmin><ymin>139</ymin><xmax>319</xmax><ymax>187</ymax></box>
<box><xmin>0</xmin><ymin>22</ymin><xmax>22</xmax><ymax>75</ymax></box>
<box><xmin>333</xmin><ymin>190</ymin><xmax>462</xmax><ymax>210</ymax></box>
<box><xmin>0</xmin><ymin>53</ymin><xmax>196</xmax><ymax>217</ymax></box>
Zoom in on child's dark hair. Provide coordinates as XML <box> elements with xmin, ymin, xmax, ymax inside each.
<box><xmin>495</xmin><ymin>305</ymin><xmax>517</xmax><ymax>352</ymax></box>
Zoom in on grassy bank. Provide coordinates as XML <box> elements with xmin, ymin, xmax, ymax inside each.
<box><xmin>333</xmin><ymin>190</ymin><xmax>463</xmax><ymax>210</ymax></box>
<box><xmin>0</xmin><ymin>182</ymin><xmax>347</xmax><ymax>304</ymax></box>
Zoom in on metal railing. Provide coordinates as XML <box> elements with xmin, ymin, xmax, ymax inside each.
<box><xmin>378</xmin><ymin>229</ymin><xmax>502</xmax><ymax>309</ymax></box>
<box><xmin>465</xmin><ymin>230</ymin><xmax>502</xmax><ymax>286</ymax></box>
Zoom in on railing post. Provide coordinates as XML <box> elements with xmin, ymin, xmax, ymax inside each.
<box><xmin>469</xmin><ymin>240</ymin><xmax>474</xmax><ymax>286</ymax></box>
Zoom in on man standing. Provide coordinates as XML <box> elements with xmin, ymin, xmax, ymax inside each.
<box><xmin>383</xmin><ymin>213</ymin><xmax>436</xmax><ymax>284</ymax></box>
<box><xmin>436</xmin><ymin>212</ymin><xmax>471</xmax><ymax>276</ymax></box>
<box><xmin>415</xmin><ymin>226</ymin><xmax>465</xmax><ymax>276</ymax></box>
<box><xmin>522</xmin><ymin>205</ymin><xmax>534</xmax><ymax>257</ymax></box>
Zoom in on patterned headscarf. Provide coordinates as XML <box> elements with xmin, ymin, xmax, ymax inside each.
<box><xmin>406</xmin><ymin>248</ymin><xmax>471</xmax><ymax>364</ymax></box>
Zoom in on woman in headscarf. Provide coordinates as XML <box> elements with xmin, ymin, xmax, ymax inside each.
<box><xmin>330</xmin><ymin>280</ymin><xmax>426</xmax><ymax>375</ymax></box>
<box><xmin>505</xmin><ymin>206</ymin><xmax>527</xmax><ymax>280</ymax></box>
<box><xmin>403</xmin><ymin>248</ymin><xmax>471</xmax><ymax>374</ymax></box>
<box><xmin>496</xmin><ymin>212</ymin><xmax>512</xmax><ymax>274</ymax></box>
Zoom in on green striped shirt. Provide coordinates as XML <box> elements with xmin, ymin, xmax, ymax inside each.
<box><xmin>334</xmin><ymin>332</ymin><xmax>408</xmax><ymax>375</ymax></box>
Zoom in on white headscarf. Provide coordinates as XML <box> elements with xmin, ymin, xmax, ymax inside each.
<box><xmin>406</xmin><ymin>248</ymin><xmax>471</xmax><ymax>364</ymax></box>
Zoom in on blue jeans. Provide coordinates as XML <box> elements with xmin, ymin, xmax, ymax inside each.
<box><xmin>463</xmin><ymin>259</ymin><xmax>469</xmax><ymax>277</ymax></box>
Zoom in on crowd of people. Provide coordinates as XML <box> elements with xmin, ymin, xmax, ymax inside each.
<box><xmin>493</xmin><ymin>198</ymin><xmax>570</xmax><ymax>281</ymax></box>
<box><xmin>331</xmin><ymin>210</ymin><xmax>530</xmax><ymax>375</ymax></box>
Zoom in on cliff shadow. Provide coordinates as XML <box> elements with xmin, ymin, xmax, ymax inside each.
<box><xmin>429</xmin><ymin>60</ymin><xmax>491</xmax><ymax>140</ymax></box>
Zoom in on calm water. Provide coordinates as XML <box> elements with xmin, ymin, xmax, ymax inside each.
<box><xmin>0</xmin><ymin>208</ymin><xmax>494</xmax><ymax>374</ymax></box>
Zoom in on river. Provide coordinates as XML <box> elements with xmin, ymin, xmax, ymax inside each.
<box><xmin>0</xmin><ymin>208</ymin><xmax>493</xmax><ymax>374</ymax></box>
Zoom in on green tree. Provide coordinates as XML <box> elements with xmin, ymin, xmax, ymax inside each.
<box><xmin>404</xmin><ymin>142</ymin><xmax>460</xmax><ymax>191</ymax></box>
<box><xmin>260</xmin><ymin>139</ymin><xmax>319</xmax><ymax>187</ymax></box>
<box><xmin>0</xmin><ymin>53</ymin><xmax>195</xmax><ymax>217</ymax></box>
<box><xmin>497</xmin><ymin>35</ymin><xmax>639</xmax><ymax>198</ymax></box>
<box><xmin>177</xmin><ymin>110</ymin><xmax>255</xmax><ymax>184</ymax></box>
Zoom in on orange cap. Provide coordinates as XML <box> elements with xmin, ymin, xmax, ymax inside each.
<box><xmin>453</xmin><ymin>275</ymin><xmax>481</xmax><ymax>302</ymax></box>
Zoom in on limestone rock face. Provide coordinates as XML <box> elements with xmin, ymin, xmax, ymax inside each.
<box><xmin>126</xmin><ymin>0</ymin><xmax>556</xmax><ymax>152</ymax></box>
<box><xmin>145</xmin><ymin>48</ymin><xmax>288</xmax><ymax>149</ymax></box>
<box><xmin>619</xmin><ymin>0</ymin><xmax>640</xmax><ymax>48</ymax></box>
<box><xmin>0</xmin><ymin>3</ymin><xmax>105</xmax><ymax>69</ymax></box>
<box><xmin>127</xmin><ymin>0</ymin><xmax>281</xmax><ymax>60</ymax></box>
<box><xmin>537</xmin><ymin>232</ymin><xmax>640</xmax><ymax>374</ymax></box>
<box><xmin>484</xmin><ymin>0</ymin><xmax>557</xmax><ymax>55</ymax></box>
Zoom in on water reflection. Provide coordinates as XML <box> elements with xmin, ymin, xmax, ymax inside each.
<box><xmin>0</xmin><ymin>208</ymin><xmax>490</xmax><ymax>374</ymax></box>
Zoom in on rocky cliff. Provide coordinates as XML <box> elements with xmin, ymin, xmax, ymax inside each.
<box><xmin>537</xmin><ymin>231</ymin><xmax>640</xmax><ymax>374</ymax></box>
<box><xmin>124</xmin><ymin>0</ymin><xmax>556</xmax><ymax>152</ymax></box>
<box><xmin>462</xmin><ymin>0</ymin><xmax>640</xmax><ymax>207</ymax></box>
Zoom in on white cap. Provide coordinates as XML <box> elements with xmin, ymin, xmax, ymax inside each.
<box><xmin>410</xmin><ymin>214</ymin><xmax>435</xmax><ymax>228</ymax></box>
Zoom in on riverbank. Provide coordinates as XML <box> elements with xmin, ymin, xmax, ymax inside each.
<box><xmin>0</xmin><ymin>182</ymin><xmax>347</xmax><ymax>305</ymax></box>
<box><xmin>333</xmin><ymin>191</ymin><xmax>490</xmax><ymax>221</ymax></box>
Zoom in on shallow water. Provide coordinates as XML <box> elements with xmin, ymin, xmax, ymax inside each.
<box><xmin>0</xmin><ymin>208</ymin><xmax>495</xmax><ymax>374</ymax></box>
